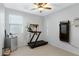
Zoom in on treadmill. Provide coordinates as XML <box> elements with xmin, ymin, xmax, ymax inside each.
<box><xmin>27</xmin><ymin>24</ymin><xmax>48</xmax><ymax>48</ymax></box>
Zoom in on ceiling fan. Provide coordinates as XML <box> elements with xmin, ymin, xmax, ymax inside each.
<box><xmin>32</xmin><ymin>3</ymin><xmax>52</xmax><ymax>13</ymax></box>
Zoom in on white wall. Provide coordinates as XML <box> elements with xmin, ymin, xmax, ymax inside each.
<box><xmin>5</xmin><ymin>8</ymin><xmax>45</xmax><ymax>48</ymax></box>
<box><xmin>0</xmin><ymin>4</ymin><xmax>5</xmax><ymax>55</ymax></box>
<box><xmin>44</xmin><ymin>4</ymin><xmax>79</xmax><ymax>55</ymax></box>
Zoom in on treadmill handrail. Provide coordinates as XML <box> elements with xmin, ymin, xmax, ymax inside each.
<box><xmin>28</xmin><ymin>31</ymin><xmax>41</xmax><ymax>33</ymax></box>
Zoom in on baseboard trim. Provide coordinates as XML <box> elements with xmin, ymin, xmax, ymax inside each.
<box><xmin>49</xmin><ymin>42</ymin><xmax>79</xmax><ymax>55</ymax></box>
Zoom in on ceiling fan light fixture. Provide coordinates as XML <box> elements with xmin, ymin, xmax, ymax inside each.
<box><xmin>32</xmin><ymin>3</ymin><xmax>52</xmax><ymax>13</ymax></box>
<box><xmin>39</xmin><ymin>8</ymin><xmax>44</xmax><ymax>10</ymax></box>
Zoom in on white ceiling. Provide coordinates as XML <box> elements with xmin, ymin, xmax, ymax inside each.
<box><xmin>4</xmin><ymin>3</ymin><xmax>75</xmax><ymax>16</ymax></box>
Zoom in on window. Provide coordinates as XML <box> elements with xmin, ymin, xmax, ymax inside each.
<box><xmin>9</xmin><ymin>14</ymin><xmax>23</xmax><ymax>34</ymax></box>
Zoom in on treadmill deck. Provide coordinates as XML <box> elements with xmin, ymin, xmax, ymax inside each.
<box><xmin>28</xmin><ymin>40</ymin><xmax>48</xmax><ymax>48</ymax></box>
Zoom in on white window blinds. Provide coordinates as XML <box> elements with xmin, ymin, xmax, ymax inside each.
<box><xmin>9</xmin><ymin>14</ymin><xmax>23</xmax><ymax>34</ymax></box>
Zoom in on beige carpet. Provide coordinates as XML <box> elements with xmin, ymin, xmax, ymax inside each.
<box><xmin>10</xmin><ymin>44</ymin><xmax>76</xmax><ymax>56</ymax></box>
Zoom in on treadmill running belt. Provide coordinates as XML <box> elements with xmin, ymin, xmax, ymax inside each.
<box><xmin>28</xmin><ymin>40</ymin><xmax>48</xmax><ymax>48</ymax></box>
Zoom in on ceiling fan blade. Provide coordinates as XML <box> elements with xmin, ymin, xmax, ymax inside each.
<box><xmin>33</xmin><ymin>3</ymin><xmax>47</xmax><ymax>7</ymax></box>
<box><xmin>34</xmin><ymin>3</ymin><xmax>37</xmax><ymax>5</ymax></box>
<box><xmin>42</xmin><ymin>3</ymin><xmax>47</xmax><ymax>6</ymax></box>
<box><xmin>44</xmin><ymin>7</ymin><xmax>52</xmax><ymax>9</ymax></box>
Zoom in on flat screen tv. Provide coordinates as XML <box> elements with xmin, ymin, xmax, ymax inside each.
<box><xmin>59</xmin><ymin>21</ymin><xmax>70</xmax><ymax>42</ymax></box>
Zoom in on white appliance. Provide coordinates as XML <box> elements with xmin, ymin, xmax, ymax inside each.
<box><xmin>5</xmin><ymin>35</ymin><xmax>17</xmax><ymax>51</ymax></box>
